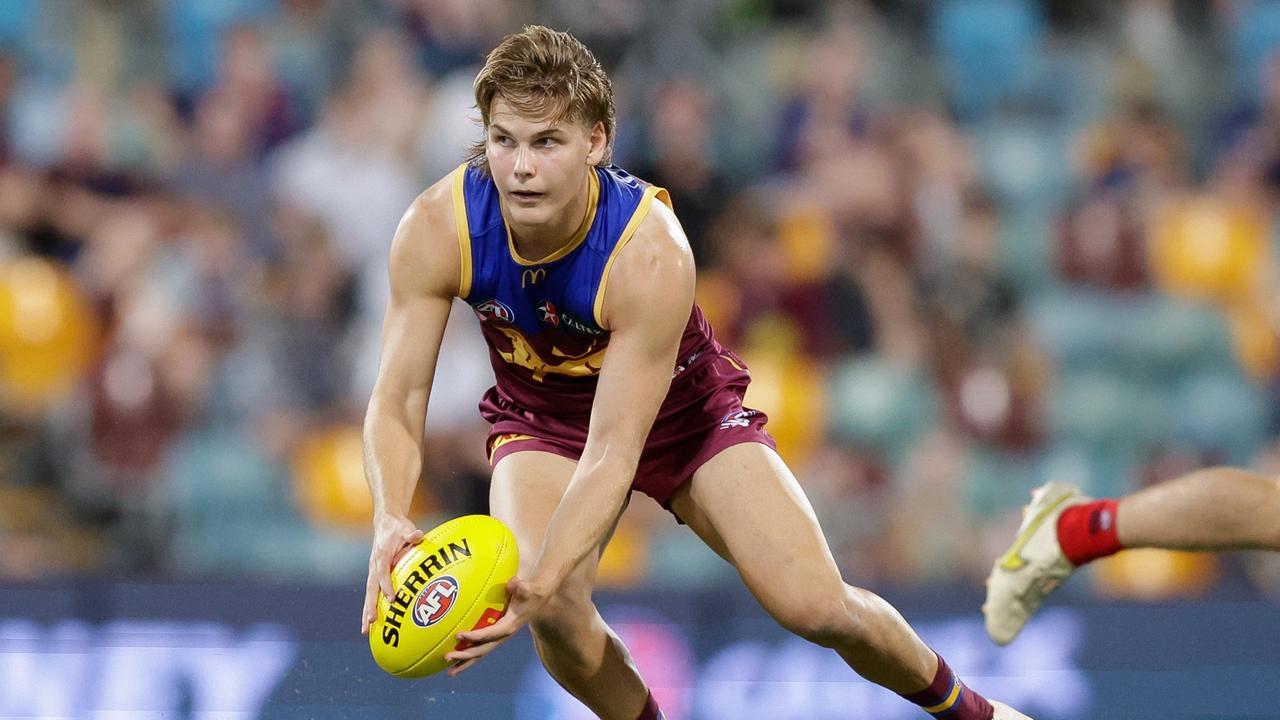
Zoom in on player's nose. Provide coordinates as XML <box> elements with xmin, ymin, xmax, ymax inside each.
<box><xmin>513</xmin><ymin>145</ymin><xmax>535</xmax><ymax>178</ymax></box>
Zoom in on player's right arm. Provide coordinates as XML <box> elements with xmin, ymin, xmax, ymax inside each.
<box><xmin>360</xmin><ymin>174</ymin><xmax>462</xmax><ymax>635</ymax></box>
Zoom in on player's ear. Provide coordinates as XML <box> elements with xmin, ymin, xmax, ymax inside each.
<box><xmin>586</xmin><ymin>120</ymin><xmax>607</xmax><ymax>166</ymax></box>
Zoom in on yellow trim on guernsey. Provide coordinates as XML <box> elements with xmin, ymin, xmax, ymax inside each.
<box><xmin>451</xmin><ymin>163</ymin><xmax>473</xmax><ymax>299</ymax></box>
<box><xmin>922</xmin><ymin>676</ymin><xmax>962</xmax><ymax>714</ymax></box>
<box><xmin>592</xmin><ymin>185</ymin><xmax>672</xmax><ymax>328</ymax></box>
<box><xmin>506</xmin><ymin>169</ymin><xmax>601</xmax><ymax>266</ymax></box>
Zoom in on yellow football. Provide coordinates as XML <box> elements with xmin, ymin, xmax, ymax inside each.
<box><xmin>369</xmin><ymin>514</ymin><xmax>519</xmax><ymax>677</ymax></box>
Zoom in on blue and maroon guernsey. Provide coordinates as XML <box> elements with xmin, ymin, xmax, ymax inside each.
<box><xmin>451</xmin><ymin>161</ymin><xmax>723</xmax><ymax>417</ymax></box>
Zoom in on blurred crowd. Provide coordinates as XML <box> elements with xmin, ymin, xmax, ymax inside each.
<box><xmin>2</xmin><ymin>0</ymin><xmax>1280</xmax><ymax>599</ymax></box>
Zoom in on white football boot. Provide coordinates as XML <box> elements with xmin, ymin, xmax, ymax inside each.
<box><xmin>991</xmin><ymin>700</ymin><xmax>1034</xmax><ymax>719</ymax></box>
<box><xmin>984</xmin><ymin>481</ymin><xmax>1091</xmax><ymax>645</ymax></box>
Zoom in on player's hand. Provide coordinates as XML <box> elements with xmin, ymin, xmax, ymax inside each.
<box><xmin>361</xmin><ymin>512</ymin><xmax>424</xmax><ymax>635</ymax></box>
<box><xmin>443</xmin><ymin>576</ymin><xmax>550</xmax><ymax>677</ymax></box>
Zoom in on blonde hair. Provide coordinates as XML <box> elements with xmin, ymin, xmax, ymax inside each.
<box><xmin>467</xmin><ymin>26</ymin><xmax>615</xmax><ymax>173</ymax></box>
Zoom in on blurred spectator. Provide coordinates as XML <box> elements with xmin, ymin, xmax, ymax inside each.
<box><xmin>1056</xmin><ymin>102</ymin><xmax>1188</xmax><ymax>290</ymax></box>
<box><xmin>1077</xmin><ymin>100</ymin><xmax>1187</xmax><ymax>199</ymax></box>
<box><xmin>270</xmin><ymin>35</ymin><xmax>421</xmax><ymax>275</ymax></box>
<box><xmin>918</xmin><ymin>190</ymin><xmax>1046</xmax><ymax>450</ymax></box>
<box><xmin>209</xmin><ymin>23</ymin><xmax>303</xmax><ymax>154</ymax></box>
<box><xmin>630</xmin><ymin>77</ymin><xmax>730</xmax><ymax>265</ymax></box>
<box><xmin>173</xmin><ymin>87</ymin><xmax>277</xmax><ymax>260</ymax></box>
<box><xmin>399</xmin><ymin>0</ymin><xmax>517</xmax><ymax>77</ymax></box>
<box><xmin>771</xmin><ymin>22</ymin><xmax>874</xmax><ymax>174</ymax></box>
<box><xmin>0</xmin><ymin>53</ymin><xmax>14</xmax><ymax>166</ymax></box>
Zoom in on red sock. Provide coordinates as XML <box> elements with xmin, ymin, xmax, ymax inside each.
<box><xmin>1057</xmin><ymin>499</ymin><xmax>1123</xmax><ymax>565</ymax></box>
<box><xmin>634</xmin><ymin>690</ymin><xmax>662</xmax><ymax>720</ymax></box>
<box><xmin>902</xmin><ymin>653</ymin><xmax>994</xmax><ymax>719</ymax></box>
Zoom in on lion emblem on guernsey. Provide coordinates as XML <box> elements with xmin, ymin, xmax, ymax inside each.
<box><xmin>494</xmin><ymin>326</ymin><xmax>608</xmax><ymax>381</ymax></box>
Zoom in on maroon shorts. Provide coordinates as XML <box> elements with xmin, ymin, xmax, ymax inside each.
<box><xmin>480</xmin><ymin>351</ymin><xmax>777</xmax><ymax>507</ymax></box>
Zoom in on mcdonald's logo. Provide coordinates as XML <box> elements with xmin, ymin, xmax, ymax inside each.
<box><xmin>522</xmin><ymin>268</ymin><xmax>547</xmax><ymax>287</ymax></box>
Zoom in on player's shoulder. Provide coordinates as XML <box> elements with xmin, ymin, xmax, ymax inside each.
<box><xmin>598</xmin><ymin>185</ymin><xmax>694</xmax><ymax>329</ymax></box>
<box><xmin>388</xmin><ymin>166</ymin><xmax>469</xmax><ymax>296</ymax></box>
<box><xmin>621</xmin><ymin>188</ymin><xmax>692</xmax><ymax>271</ymax></box>
<box><xmin>400</xmin><ymin>166</ymin><xmax>464</xmax><ymax>240</ymax></box>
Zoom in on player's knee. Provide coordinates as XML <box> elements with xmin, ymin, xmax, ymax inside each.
<box><xmin>772</xmin><ymin>585</ymin><xmax>867</xmax><ymax>648</ymax></box>
<box><xmin>528</xmin><ymin>586</ymin><xmax>595</xmax><ymax>645</ymax></box>
<box><xmin>528</xmin><ymin>590</ymin><xmax>608</xmax><ymax>676</ymax></box>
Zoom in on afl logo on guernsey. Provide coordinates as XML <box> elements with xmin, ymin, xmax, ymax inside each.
<box><xmin>475</xmin><ymin>299</ymin><xmax>514</xmax><ymax>323</ymax></box>
<box><xmin>413</xmin><ymin>575</ymin><xmax>460</xmax><ymax>628</ymax></box>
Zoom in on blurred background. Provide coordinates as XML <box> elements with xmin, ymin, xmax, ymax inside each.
<box><xmin>2</xmin><ymin>0</ymin><xmax>1280</xmax><ymax>718</ymax></box>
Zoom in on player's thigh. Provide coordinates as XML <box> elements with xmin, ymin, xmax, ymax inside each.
<box><xmin>670</xmin><ymin>442</ymin><xmax>846</xmax><ymax>617</ymax></box>
<box><xmin>489</xmin><ymin>449</ymin><xmax>622</xmax><ymax>591</ymax></box>
<box><xmin>490</xmin><ymin>450</ymin><xmax>577</xmax><ymax>575</ymax></box>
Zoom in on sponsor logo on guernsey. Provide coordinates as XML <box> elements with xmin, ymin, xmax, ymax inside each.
<box><xmin>475</xmin><ymin>298</ymin><xmax>515</xmax><ymax>323</ymax></box>
<box><xmin>521</xmin><ymin>268</ymin><xmax>547</xmax><ymax>287</ymax></box>
<box><xmin>537</xmin><ymin>300</ymin><xmax>603</xmax><ymax>336</ymax></box>
<box><xmin>538</xmin><ymin>300</ymin><xmax>561</xmax><ymax>327</ymax></box>
<box><xmin>719</xmin><ymin>410</ymin><xmax>758</xmax><ymax>430</ymax></box>
<box><xmin>413</xmin><ymin>575</ymin><xmax>460</xmax><ymax>628</ymax></box>
<box><xmin>672</xmin><ymin>350</ymin><xmax>703</xmax><ymax>378</ymax></box>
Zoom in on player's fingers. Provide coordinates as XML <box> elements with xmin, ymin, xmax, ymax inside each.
<box><xmin>456</xmin><ymin>616</ymin><xmax>514</xmax><ymax>646</ymax></box>
<box><xmin>447</xmin><ymin>656</ymin><xmax>481</xmax><ymax>678</ymax></box>
<box><xmin>381</xmin><ymin>530</ymin><xmax>423</xmax><ymax>594</ymax></box>
<box><xmin>375</xmin><ymin>541</ymin><xmax>400</xmax><ymax>600</ymax></box>
<box><xmin>450</xmin><ymin>618</ymin><xmax>517</xmax><ymax>654</ymax></box>
<box><xmin>444</xmin><ymin>634</ymin><xmax>505</xmax><ymax>664</ymax></box>
<box><xmin>392</xmin><ymin>529</ymin><xmax>423</xmax><ymax>563</ymax></box>
<box><xmin>389</xmin><ymin>544</ymin><xmax>411</xmax><ymax>568</ymax></box>
<box><xmin>505</xmin><ymin>576</ymin><xmax>523</xmax><ymax>597</ymax></box>
<box><xmin>360</xmin><ymin>576</ymin><xmax>379</xmax><ymax>635</ymax></box>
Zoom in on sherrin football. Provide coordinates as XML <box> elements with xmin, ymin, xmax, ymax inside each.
<box><xmin>369</xmin><ymin>514</ymin><xmax>519</xmax><ymax>677</ymax></box>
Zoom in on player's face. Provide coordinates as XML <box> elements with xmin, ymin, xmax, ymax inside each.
<box><xmin>486</xmin><ymin>97</ymin><xmax>606</xmax><ymax>232</ymax></box>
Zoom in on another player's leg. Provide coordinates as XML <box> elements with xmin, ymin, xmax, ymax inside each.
<box><xmin>1115</xmin><ymin>467</ymin><xmax>1280</xmax><ymax>551</ymax></box>
<box><xmin>670</xmin><ymin>443</ymin><xmax>1026</xmax><ymax>719</ymax></box>
<box><xmin>490</xmin><ymin>450</ymin><xmax>661</xmax><ymax>720</ymax></box>
<box><xmin>984</xmin><ymin>467</ymin><xmax>1280</xmax><ymax>645</ymax></box>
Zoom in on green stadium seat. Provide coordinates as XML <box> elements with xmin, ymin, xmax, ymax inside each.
<box><xmin>1047</xmin><ymin>370</ymin><xmax>1173</xmax><ymax>454</ymax></box>
<box><xmin>1171</xmin><ymin>370</ymin><xmax>1269</xmax><ymax>464</ymax></box>
<box><xmin>827</xmin><ymin>358</ymin><xmax>938</xmax><ymax>457</ymax></box>
<box><xmin>646</xmin><ymin>527</ymin><xmax>737</xmax><ymax>589</ymax></box>
<box><xmin>1036</xmin><ymin>443</ymin><xmax>1142</xmax><ymax>499</ymax></box>
<box><xmin>1027</xmin><ymin>289</ymin><xmax>1125</xmax><ymax>370</ymax></box>
<box><xmin>1116</xmin><ymin>294</ymin><xmax>1235</xmax><ymax>380</ymax></box>
<box><xmin>974</xmin><ymin>118</ymin><xmax>1070</xmax><ymax>209</ymax></box>
<box><xmin>999</xmin><ymin>208</ymin><xmax>1057</xmax><ymax>295</ymax></box>
<box><xmin>166</xmin><ymin>428</ymin><xmax>298</xmax><ymax>575</ymax></box>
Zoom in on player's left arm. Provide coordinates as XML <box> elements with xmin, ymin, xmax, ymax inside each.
<box><xmin>446</xmin><ymin>200</ymin><xmax>693</xmax><ymax>674</ymax></box>
<box><xmin>528</xmin><ymin>198</ymin><xmax>695</xmax><ymax>594</ymax></box>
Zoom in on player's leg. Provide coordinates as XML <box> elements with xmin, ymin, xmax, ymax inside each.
<box><xmin>985</xmin><ymin>467</ymin><xmax>1280</xmax><ymax>645</ymax></box>
<box><xmin>1116</xmin><ymin>467</ymin><xmax>1280</xmax><ymax>550</ymax></box>
<box><xmin>670</xmin><ymin>442</ymin><xmax>1014</xmax><ymax>719</ymax></box>
<box><xmin>490</xmin><ymin>450</ymin><xmax>657</xmax><ymax>720</ymax></box>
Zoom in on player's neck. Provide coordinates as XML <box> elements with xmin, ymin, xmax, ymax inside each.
<box><xmin>506</xmin><ymin>173</ymin><xmax>593</xmax><ymax>261</ymax></box>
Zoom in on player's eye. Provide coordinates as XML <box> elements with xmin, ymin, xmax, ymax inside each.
<box><xmin>492</xmin><ymin>135</ymin><xmax>513</xmax><ymax>146</ymax></box>
<box><xmin>537</xmin><ymin>137</ymin><xmax>558</xmax><ymax>147</ymax></box>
